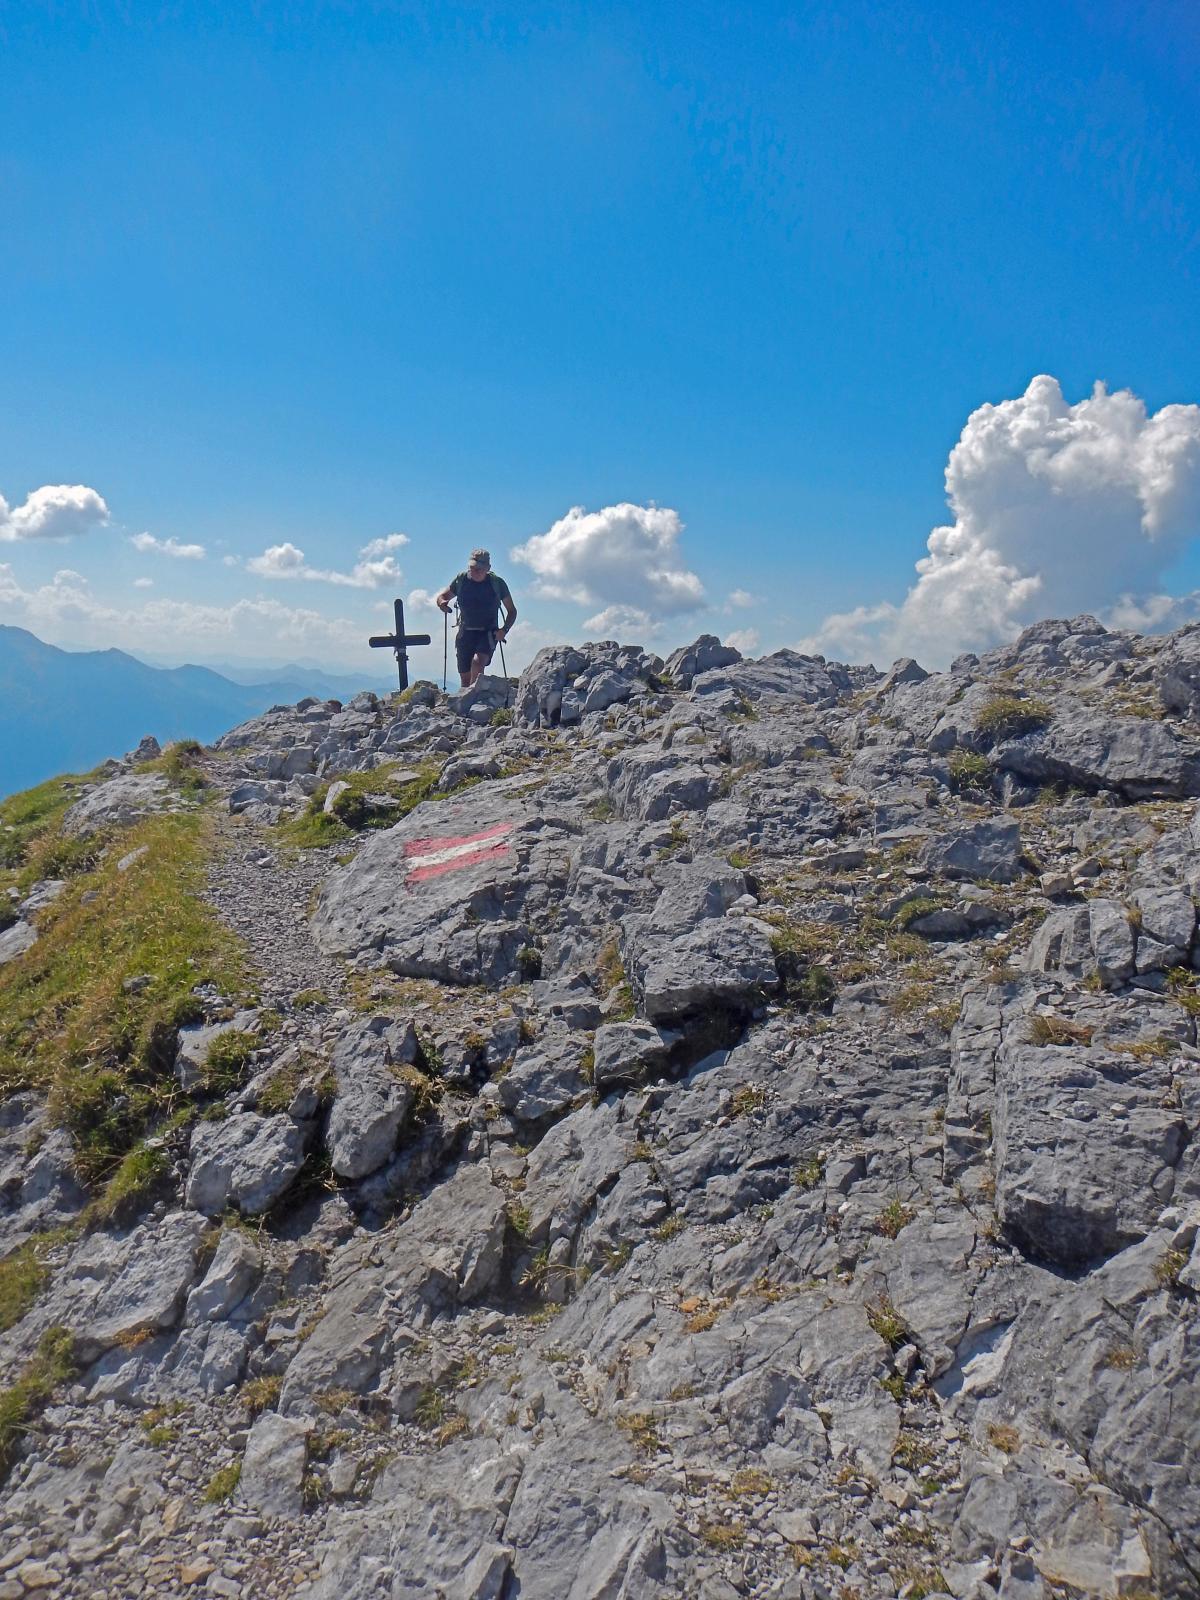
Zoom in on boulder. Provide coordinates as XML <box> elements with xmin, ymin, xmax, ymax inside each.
<box><xmin>994</xmin><ymin>1044</ymin><xmax>1187</xmax><ymax>1267</ymax></box>
<box><xmin>185</xmin><ymin>1230</ymin><xmax>262</xmax><ymax>1323</ymax></box>
<box><xmin>1155</xmin><ymin>622</ymin><xmax>1200</xmax><ymax>719</ymax></box>
<box><xmin>591</xmin><ymin>1021</ymin><xmax>681</xmax><ymax>1091</ymax></box>
<box><xmin>921</xmin><ymin>819</ymin><xmax>1024</xmax><ymax>883</ymax></box>
<box><xmin>994</xmin><ymin>710</ymin><xmax>1200</xmax><ymax>799</ymax></box>
<box><xmin>665</xmin><ymin>634</ymin><xmax>743</xmax><ymax>689</ymax></box>
<box><xmin>241</xmin><ymin>1413</ymin><xmax>312</xmax><ymax>1518</ymax></box>
<box><xmin>311</xmin><ymin>780</ymin><xmax>574</xmax><ymax>986</ymax></box>
<box><xmin>62</xmin><ymin>772</ymin><xmax>175</xmax><ymax>836</ymax></box>
<box><xmin>186</xmin><ymin>1113</ymin><xmax>308</xmax><ymax>1216</ymax></box>
<box><xmin>1025</xmin><ymin>901</ymin><xmax>1136</xmax><ymax>987</ymax></box>
<box><xmin>326</xmin><ymin>1015</ymin><xmax>419</xmax><ymax>1179</ymax></box>
<box><xmin>71</xmin><ymin>1212</ymin><xmax>208</xmax><ymax>1361</ymax></box>
<box><xmin>496</xmin><ymin>1029</ymin><xmax>592</xmax><ymax>1124</ymax></box>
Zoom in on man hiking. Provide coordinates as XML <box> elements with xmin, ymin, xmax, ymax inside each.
<box><xmin>436</xmin><ymin>548</ymin><xmax>518</xmax><ymax>688</ymax></box>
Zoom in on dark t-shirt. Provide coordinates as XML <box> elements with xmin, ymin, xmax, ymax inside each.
<box><xmin>450</xmin><ymin>571</ymin><xmax>511</xmax><ymax>631</ymax></box>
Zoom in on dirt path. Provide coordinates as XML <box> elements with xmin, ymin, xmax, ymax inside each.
<box><xmin>202</xmin><ymin>806</ymin><xmax>350</xmax><ymax>1006</ymax></box>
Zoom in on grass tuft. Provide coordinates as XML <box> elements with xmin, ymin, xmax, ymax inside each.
<box><xmin>0</xmin><ymin>1326</ymin><xmax>76</xmax><ymax>1480</ymax></box>
<box><xmin>202</xmin><ymin>1462</ymin><xmax>241</xmax><ymax>1503</ymax></box>
<box><xmin>976</xmin><ymin>695</ymin><xmax>1051</xmax><ymax>742</ymax></box>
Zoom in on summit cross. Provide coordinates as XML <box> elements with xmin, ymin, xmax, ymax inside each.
<box><xmin>368</xmin><ymin>598</ymin><xmax>431</xmax><ymax>691</ymax></box>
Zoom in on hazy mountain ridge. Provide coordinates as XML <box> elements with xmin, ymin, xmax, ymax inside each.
<box><xmin>0</xmin><ymin>626</ymin><xmax>385</xmax><ymax>798</ymax></box>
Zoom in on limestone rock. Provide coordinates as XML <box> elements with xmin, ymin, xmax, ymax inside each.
<box><xmin>185</xmin><ymin>1113</ymin><xmax>308</xmax><ymax>1216</ymax></box>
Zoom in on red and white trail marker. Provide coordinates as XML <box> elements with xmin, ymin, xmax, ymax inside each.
<box><xmin>403</xmin><ymin>821</ymin><xmax>514</xmax><ymax>884</ymax></box>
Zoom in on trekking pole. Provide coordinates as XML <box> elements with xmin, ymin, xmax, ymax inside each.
<box><xmin>498</xmin><ymin>635</ymin><xmax>508</xmax><ymax>680</ymax></box>
<box><xmin>442</xmin><ymin>606</ymin><xmax>448</xmax><ymax>693</ymax></box>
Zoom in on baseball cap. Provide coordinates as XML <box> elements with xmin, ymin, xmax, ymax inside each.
<box><xmin>469</xmin><ymin>548</ymin><xmax>491</xmax><ymax>569</ymax></box>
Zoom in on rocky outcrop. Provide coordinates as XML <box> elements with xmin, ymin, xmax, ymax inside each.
<box><xmin>3</xmin><ymin>615</ymin><xmax>1200</xmax><ymax>1600</ymax></box>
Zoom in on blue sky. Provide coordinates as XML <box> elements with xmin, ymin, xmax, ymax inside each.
<box><xmin>1</xmin><ymin>0</ymin><xmax>1198</xmax><ymax>674</ymax></box>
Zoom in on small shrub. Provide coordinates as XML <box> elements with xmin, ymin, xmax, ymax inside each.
<box><xmin>520</xmin><ymin>1246</ymin><xmax>552</xmax><ymax>1292</ymax></box>
<box><xmin>156</xmin><ymin>741</ymin><xmax>208</xmax><ymax>796</ymax></box>
<box><xmin>729</xmin><ymin>1468</ymin><xmax>772</xmax><ymax>1497</ymax></box>
<box><xmin>516</xmin><ymin>946</ymin><xmax>543</xmax><ymax>981</ymax></box>
<box><xmin>700</xmin><ymin>1521</ymin><xmax>744</xmax><ymax>1550</ymax></box>
<box><xmin>616</xmin><ymin>1411</ymin><xmax>661</xmax><ymax>1454</ymax></box>
<box><xmin>91</xmin><ymin>1141</ymin><xmax>169</xmax><ymax>1222</ymax></box>
<box><xmin>292</xmin><ymin>989</ymin><xmax>328</xmax><ymax>1010</ymax></box>
<box><xmin>893</xmin><ymin>1431</ymin><xmax>936</xmax><ymax>1471</ymax></box>
<box><xmin>0</xmin><ymin>1233</ymin><xmax>64</xmax><ymax>1333</ymax></box>
<box><xmin>1029</xmin><ymin>1013</ymin><xmax>1094</xmax><ymax>1048</ymax></box>
<box><xmin>1102</xmin><ymin>1344</ymin><xmax>1138</xmax><ymax>1370</ymax></box>
<box><xmin>1154</xmin><ymin>1249</ymin><xmax>1188</xmax><ymax>1290</ymax></box>
<box><xmin>792</xmin><ymin>1156</ymin><xmax>824</xmax><ymax>1191</ymax></box>
<box><xmin>729</xmin><ymin>1084</ymin><xmax>767</xmax><ymax>1118</ymax></box>
<box><xmin>880</xmin><ymin>1373</ymin><xmax>906</xmax><ymax>1402</ymax></box>
<box><xmin>414</xmin><ymin>1387</ymin><xmax>447</xmax><ymax>1430</ymax></box>
<box><xmin>876</xmin><ymin>1197</ymin><xmax>916</xmax><ymax>1239</ymax></box>
<box><xmin>891</xmin><ymin>897</ymin><xmax>944</xmax><ymax>932</ymax></box>
<box><xmin>655</xmin><ymin>1214</ymin><xmax>685</xmax><ymax>1241</ymax></box>
<box><xmin>490</xmin><ymin>707</ymin><xmax>514</xmax><ymax>726</ymax></box>
<box><xmin>202</xmin><ymin>1029</ymin><xmax>259</xmax><ymax>1095</ymax></box>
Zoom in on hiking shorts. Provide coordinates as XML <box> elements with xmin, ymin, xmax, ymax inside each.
<box><xmin>456</xmin><ymin>627</ymin><xmax>495</xmax><ymax>675</ymax></box>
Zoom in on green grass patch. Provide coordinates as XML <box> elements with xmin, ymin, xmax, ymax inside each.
<box><xmin>278</xmin><ymin>760</ymin><xmax>450</xmax><ymax>848</ymax></box>
<box><xmin>201</xmin><ymin>1029</ymin><xmax>259</xmax><ymax>1095</ymax></box>
<box><xmin>947</xmin><ymin>750</ymin><xmax>991</xmax><ymax>792</ymax></box>
<box><xmin>0</xmin><ymin>1327</ymin><xmax>76</xmax><ymax>1480</ymax></box>
<box><xmin>0</xmin><ymin>808</ymin><xmax>248</xmax><ymax>1186</ymax></box>
<box><xmin>144</xmin><ymin>740</ymin><xmax>208</xmax><ymax>796</ymax></box>
<box><xmin>89</xmin><ymin>1138</ymin><xmax>174</xmax><ymax>1224</ymax></box>
<box><xmin>202</xmin><ymin>1461</ymin><xmax>241</xmax><ymax>1503</ymax></box>
<box><xmin>0</xmin><ymin>771</ymin><xmax>99</xmax><ymax>877</ymax></box>
<box><xmin>891</xmin><ymin>897</ymin><xmax>944</xmax><ymax>931</ymax></box>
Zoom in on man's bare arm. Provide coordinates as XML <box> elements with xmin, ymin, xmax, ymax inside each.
<box><xmin>435</xmin><ymin>583</ymin><xmax>455</xmax><ymax>612</ymax></box>
<box><xmin>497</xmin><ymin>596</ymin><xmax>517</xmax><ymax>640</ymax></box>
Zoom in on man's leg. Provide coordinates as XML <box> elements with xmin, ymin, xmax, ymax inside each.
<box><xmin>468</xmin><ymin>633</ymin><xmax>496</xmax><ymax>686</ymax></box>
<box><xmin>456</xmin><ymin>630</ymin><xmax>479</xmax><ymax>689</ymax></box>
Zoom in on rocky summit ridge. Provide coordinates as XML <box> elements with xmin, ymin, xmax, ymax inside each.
<box><xmin>1</xmin><ymin>617</ymin><xmax>1200</xmax><ymax>1600</ymax></box>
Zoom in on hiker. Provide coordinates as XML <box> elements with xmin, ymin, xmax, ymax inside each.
<box><xmin>436</xmin><ymin>549</ymin><xmax>517</xmax><ymax>688</ymax></box>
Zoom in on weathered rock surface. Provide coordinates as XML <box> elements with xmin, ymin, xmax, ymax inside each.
<box><xmin>5</xmin><ymin>615</ymin><xmax>1200</xmax><ymax>1600</ymax></box>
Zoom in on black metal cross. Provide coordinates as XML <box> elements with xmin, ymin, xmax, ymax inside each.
<box><xmin>368</xmin><ymin>598</ymin><xmax>431</xmax><ymax>691</ymax></box>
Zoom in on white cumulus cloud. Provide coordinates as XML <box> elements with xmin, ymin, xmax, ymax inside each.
<box><xmin>133</xmin><ymin>577</ymin><xmax>154</xmax><ymax>589</ymax></box>
<box><xmin>130</xmin><ymin>532</ymin><xmax>206</xmax><ymax>560</ymax></box>
<box><xmin>244</xmin><ymin>537</ymin><xmax>404</xmax><ymax>590</ymax></box>
<box><xmin>512</xmin><ymin>503</ymin><xmax>704</xmax><ymax>618</ymax></box>
<box><xmin>727</xmin><ymin>588</ymin><xmax>757</xmax><ymax>610</ymax></box>
<box><xmin>725</xmin><ymin>626</ymin><xmax>760</xmax><ymax>653</ymax></box>
<box><xmin>0</xmin><ymin>483</ymin><xmax>109</xmax><ymax>542</ymax></box>
<box><xmin>802</xmin><ymin>375</ymin><xmax>1200</xmax><ymax>667</ymax></box>
<box><xmin>582</xmin><ymin>603</ymin><xmax>659</xmax><ymax>639</ymax></box>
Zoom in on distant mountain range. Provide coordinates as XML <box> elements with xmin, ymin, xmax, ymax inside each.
<box><xmin>0</xmin><ymin>626</ymin><xmax>386</xmax><ymax>799</ymax></box>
